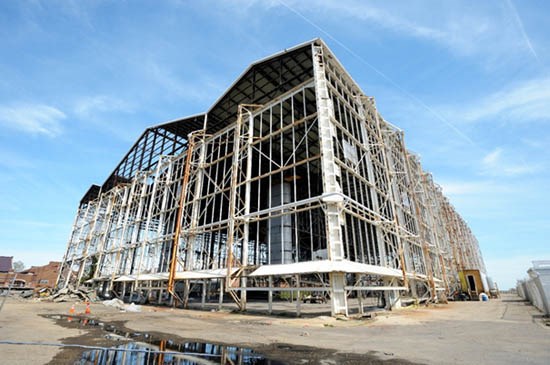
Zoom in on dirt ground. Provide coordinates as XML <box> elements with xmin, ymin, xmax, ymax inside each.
<box><xmin>0</xmin><ymin>293</ymin><xmax>549</xmax><ymax>364</ymax></box>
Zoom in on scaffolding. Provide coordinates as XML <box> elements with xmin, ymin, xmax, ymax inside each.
<box><xmin>57</xmin><ymin>39</ymin><xmax>487</xmax><ymax>316</ymax></box>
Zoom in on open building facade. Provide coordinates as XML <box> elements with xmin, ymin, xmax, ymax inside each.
<box><xmin>57</xmin><ymin>39</ymin><xmax>487</xmax><ymax>316</ymax></box>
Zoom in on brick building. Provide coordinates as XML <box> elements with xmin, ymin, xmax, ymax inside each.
<box><xmin>0</xmin><ymin>259</ymin><xmax>61</xmax><ymax>289</ymax></box>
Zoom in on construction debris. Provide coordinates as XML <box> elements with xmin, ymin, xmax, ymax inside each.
<box><xmin>19</xmin><ymin>290</ymin><xmax>34</xmax><ymax>299</ymax></box>
<box><xmin>102</xmin><ymin>298</ymin><xmax>142</xmax><ymax>312</ymax></box>
<box><xmin>51</xmin><ymin>286</ymin><xmax>94</xmax><ymax>303</ymax></box>
<box><xmin>125</xmin><ymin>303</ymin><xmax>142</xmax><ymax>312</ymax></box>
<box><xmin>102</xmin><ymin>298</ymin><xmax>125</xmax><ymax>310</ymax></box>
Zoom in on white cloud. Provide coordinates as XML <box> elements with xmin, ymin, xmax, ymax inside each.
<box><xmin>0</xmin><ymin>104</ymin><xmax>65</xmax><ymax>137</ymax></box>
<box><xmin>143</xmin><ymin>60</ymin><xmax>220</xmax><ymax>103</ymax></box>
<box><xmin>499</xmin><ymin>165</ymin><xmax>540</xmax><ymax>176</ymax></box>
<box><xmin>74</xmin><ymin>95</ymin><xmax>134</xmax><ymax>118</ymax></box>
<box><xmin>458</xmin><ymin>77</ymin><xmax>550</xmax><ymax>123</ymax></box>
<box><xmin>521</xmin><ymin>138</ymin><xmax>546</xmax><ymax>150</ymax></box>
<box><xmin>482</xmin><ymin>148</ymin><xmax>502</xmax><ymax>165</ymax></box>
<box><xmin>261</xmin><ymin>0</ymin><xmax>533</xmax><ymax>63</ymax></box>
<box><xmin>480</xmin><ymin>147</ymin><xmax>540</xmax><ymax>177</ymax></box>
<box><xmin>439</xmin><ymin>180</ymin><xmax>512</xmax><ymax>196</ymax></box>
<box><xmin>72</xmin><ymin>95</ymin><xmax>141</xmax><ymax>142</ymax></box>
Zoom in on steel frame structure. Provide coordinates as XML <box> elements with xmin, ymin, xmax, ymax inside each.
<box><xmin>57</xmin><ymin>39</ymin><xmax>487</xmax><ymax>316</ymax></box>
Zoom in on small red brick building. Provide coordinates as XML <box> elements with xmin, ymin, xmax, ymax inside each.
<box><xmin>0</xmin><ymin>257</ymin><xmax>61</xmax><ymax>290</ymax></box>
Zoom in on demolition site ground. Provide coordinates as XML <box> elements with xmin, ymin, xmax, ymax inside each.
<box><xmin>0</xmin><ymin>293</ymin><xmax>549</xmax><ymax>365</ymax></box>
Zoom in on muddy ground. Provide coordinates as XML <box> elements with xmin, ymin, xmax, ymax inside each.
<box><xmin>0</xmin><ymin>294</ymin><xmax>548</xmax><ymax>364</ymax></box>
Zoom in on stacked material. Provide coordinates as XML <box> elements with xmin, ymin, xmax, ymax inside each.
<box><xmin>517</xmin><ymin>260</ymin><xmax>550</xmax><ymax>315</ymax></box>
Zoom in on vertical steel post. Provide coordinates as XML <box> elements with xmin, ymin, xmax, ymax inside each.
<box><xmin>168</xmin><ymin>138</ymin><xmax>194</xmax><ymax>300</ymax></box>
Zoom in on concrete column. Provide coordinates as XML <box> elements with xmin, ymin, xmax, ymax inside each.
<box><xmin>201</xmin><ymin>280</ymin><xmax>206</xmax><ymax>309</ymax></box>
<box><xmin>268</xmin><ymin>276</ymin><xmax>273</xmax><ymax>314</ymax></box>
<box><xmin>218</xmin><ymin>279</ymin><xmax>224</xmax><ymax>310</ymax></box>
<box><xmin>356</xmin><ymin>274</ymin><xmax>364</xmax><ymax>315</ymax></box>
<box><xmin>329</xmin><ymin>272</ymin><xmax>348</xmax><ymax>316</ymax></box>
<box><xmin>409</xmin><ymin>278</ymin><xmax>418</xmax><ymax>299</ymax></box>
<box><xmin>312</xmin><ymin>43</ymin><xmax>347</xmax><ymax>317</ymax></box>
<box><xmin>384</xmin><ymin>278</ymin><xmax>402</xmax><ymax>310</ymax></box>
<box><xmin>183</xmin><ymin>280</ymin><xmax>190</xmax><ymax>308</ymax></box>
<box><xmin>296</xmin><ymin>275</ymin><xmax>301</xmax><ymax>317</ymax></box>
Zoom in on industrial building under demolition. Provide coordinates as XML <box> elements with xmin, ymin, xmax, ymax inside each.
<box><xmin>57</xmin><ymin>39</ymin><xmax>488</xmax><ymax>316</ymax></box>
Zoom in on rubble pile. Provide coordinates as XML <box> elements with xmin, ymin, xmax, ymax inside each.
<box><xmin>50</xmin><ymin>286</ymin><xmax>96</xmax><ymax>302</ymax></box>
<box><xmin>102</xmin><ymin>298</ymin><xmax>142</xmax><ymax>312</ymax></box>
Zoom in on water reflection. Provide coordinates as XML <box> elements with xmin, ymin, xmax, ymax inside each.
<box><xmin>78</xmin><ymin>339</ymin><xmax>280</xmax><ymax>365</ymax></box>
<box><xmin>44</xmin><ymin>314</ymin><xmax>283</xmax><ymax>365</ymax></box>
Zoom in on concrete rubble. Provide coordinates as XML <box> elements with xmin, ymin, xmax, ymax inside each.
<box><xmin>102</xmin><ymin>298</ymin><xmax>142</xmax><ymax>312</ymax></box>
<box><xmin>50</xmin><ymin>286</ymin><xmax>95</xmax><ymax>303</ymax></box>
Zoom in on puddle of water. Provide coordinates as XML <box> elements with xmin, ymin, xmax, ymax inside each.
<box><xmin>45</xmin><ymin>315</ymin><xmax>283</xmax><ymax>365</ymax></box>
<box><xmin>77</xmin><ymin>340</ymin><xmax>277</xmax><ymax>365</ymax></box>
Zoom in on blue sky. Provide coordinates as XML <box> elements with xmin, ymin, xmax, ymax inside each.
<box><xmin>0</xmin><ymin>0</ymin><xmax>548</xmax><ymax>289</ymax></box>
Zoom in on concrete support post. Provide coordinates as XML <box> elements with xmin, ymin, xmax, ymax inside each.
<box><xmin>130</xmin><ymin>281</ymin><xmax>136</xmax><ymax>304</ymax></box>
<box><xmin>183</xmin><ymin>280</ymin><xmax>190</xmax><ymax>308</ymax></box>
<box><xmin>384</xmin><ymin>278</ymin><xmax>402</xmax><ymax>310</ymax></box>
<box><xmin>296</xmin><ymin>275</ymin><xmax>301</xmax><ymax>317</ymax></box>
<box><xmin>268</xmin><ymin>276</ymin><xmax>273</xmax><ymax>314</ymax></box>
<box><xmin>356</xmin><ymin>274</ymin><xmax>364</xmax><ymax>315</ymax></box>
<box><xmin>358</xmin><ymin>292</ymin><xmax>364</xmax><ymax>315</ymax></box>
<box><xmin>218</xmin><ymin>279</ymin><xmax>224</xmax><ymax>310</ymax></box>
<box><xmin>201</xmin><ymin>280</ymin><xmax>206</xmax><ymax>309</ymax></box>
<box><xmin>409</xmin><ymin>278</ymin><xmax>418</xmax><ymax>299</ymax></box>
<box><xmin>329</xmin><ymin>272</ymin><xmax>348</xmax><ymax>316</ymax></box>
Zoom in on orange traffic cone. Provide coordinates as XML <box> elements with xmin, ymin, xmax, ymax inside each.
<box><xmin>85</xmin><ymin>301</ymin><xmax>91</xmax><ymax>315</ymax></box>
<box><xmin>69</xmin><ymin>304</ymin><xmax>75</xmax><ymax>315</ymax></box>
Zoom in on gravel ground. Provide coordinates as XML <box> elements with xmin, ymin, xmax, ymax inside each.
<box><xmin>0</xmin><ymin>293</ymin><xmax>548</xmax><ymax>364</ymax></box>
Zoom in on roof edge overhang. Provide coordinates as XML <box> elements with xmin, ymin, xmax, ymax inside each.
<box><xmin>148</xmin><ymin>112</ymin><xmax>207</xmax><ymax>133</ymax></box>
<box><xmin>206</xmin><ymin>38</ymin><xmax>321</xmax><ymax>116</ymax></box>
